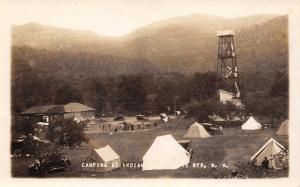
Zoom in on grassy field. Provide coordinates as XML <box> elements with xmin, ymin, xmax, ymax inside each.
<box><xmin>11</xmin><ymin>118</ymin><xmax>288</xmax><ymax>178</ymax></box>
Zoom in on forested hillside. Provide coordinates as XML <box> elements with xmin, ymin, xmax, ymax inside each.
<box><xmin>11</xmin><ymin>14</ymin><xmax>288</xmax><ymax>122</ymax></box>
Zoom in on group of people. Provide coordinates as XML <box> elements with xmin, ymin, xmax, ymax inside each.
<box><xmin>99</xmin><ymin>122</ymin><xmax>159</xmax><ymax>132</ymax></box>
<box><xmin>118</xmin><ymin>122</ymin><xmax>145</xmax><ymax>131</ymax></box>
<box><xmin>247</xmin><ymin>157</ymin><xmax>271</xmax><ymax>176</ymax></box>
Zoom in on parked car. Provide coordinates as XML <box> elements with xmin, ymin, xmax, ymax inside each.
<box><xmin>11</xmin><ymin>134</ymin><xmax>50</xmax><ymax>157</ymax></box>
<box><xmin>11</xmin><ymin>135</ymin><xmax>32</xmax><ymax>157</ymax></box>
<box><xmin>28</xmin><ymin>155</ymin><xmax>71</xmax><ymax>175</ymax></box>
<box><xmin>114</xmin><ymin>115</ymin><xmax>125</xmax><ymax>121</ymax></box>
<box><xmin>136</xmin><ymin>115</ymin><xmax>148</xmax><ymax>121</ymax></box>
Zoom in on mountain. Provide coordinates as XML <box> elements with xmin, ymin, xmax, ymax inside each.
<box><xmin>119</xmin><ymin>14</ymin><xmax>286</xmax><ymax>74</ymax></box>
<box><xmin>12</xmin><ymin>23</ymin><xmax>120</xmax><ymax>55</ymax></box>
<box><xmin>12</xmin><ymin>14</ymin><xmax>287</xmax><ymax>75</ymax></box>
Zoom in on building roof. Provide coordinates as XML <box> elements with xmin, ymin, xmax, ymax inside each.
<box><xmin>20</xmin><ymin>102</ymin><xmax>96</xmax><ymax>115</ymax></box>
<box><xmin>47</xmin><ymin>102</ymin><xmax>96</xmax><ymax>114</ymax></box>
<box><xmin>64</xmin><ymin>102</ymin><xmax>96</xmax><ymax>113</ymax></box>
<box><xmin>20</xmin><ymin>105</ymin><xmax>55</xmax><ymax>115</ymax></box>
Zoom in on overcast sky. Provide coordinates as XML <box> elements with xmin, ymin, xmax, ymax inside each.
<box><xmin>5</xmin><ymin>0</ymin><xmax>297</xmax><ymax>36</ymax></box>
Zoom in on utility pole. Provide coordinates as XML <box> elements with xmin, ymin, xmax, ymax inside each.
<box><xmin>174</xmin><ymin>96</ymin><xmax>180</xmax><ymax>115</ymax></box>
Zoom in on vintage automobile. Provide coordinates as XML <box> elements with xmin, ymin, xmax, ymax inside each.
<box><xmin>136</xmin><ymin>115</ymin><xmax>148</xmax><ymax>121</ymax></box>
<box><xmin>11</xmin><ymin>134</ymin><xmax>50</xmax><ymax>157</ymax></box>
<box><xmin>114</xmin><ymin>115</ymin><xmax>125</xmax><ymax>121</ymax></box>
<box><xmin>28</xmin><ymin>155</ymin><xmax>71</xmax><ymax>175</ymax></box>
<box><xmin>11</xmin><ymin>135</ymin><xmax>31</xmax><ymax>157</ymax></box>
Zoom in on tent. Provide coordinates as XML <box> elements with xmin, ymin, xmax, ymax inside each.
<box><xmin>241</xmin><ymin>116</ymin><xmax>262</xmax><ymax>130</ymax></box>
<box><xmin>142</xmin><ymin>134</ymin><xmax>190</xmax><ymax>170</ymax></box>
<box><xmin>84</xmin><ymin>144</ymin><xmax>121</xmax><ymax>172</ymax></box>
<box><xmin>250</xmin><ymin>138</ymin><xmax>286</xmax><ymax>169</ymax></box>
<box><xmin>276</xmin><ymin>119</ymin><xmax>288</xmax><ymax>136</ymax></box>
<box><xmin>183</xmin><ymin>122</ymin><xmax>211</xmax><ymax>138</ymax></box>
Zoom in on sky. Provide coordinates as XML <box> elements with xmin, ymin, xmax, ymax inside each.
<box><xmin>4</xmin><ymin>0</ymin><xmax>298</xmax><ymax>36</ymax></box>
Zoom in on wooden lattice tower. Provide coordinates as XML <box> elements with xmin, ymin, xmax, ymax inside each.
<box><xmin>216</xmin><ymin>30</ymin><xmax>240</xmax><ymax>98</ymax></box>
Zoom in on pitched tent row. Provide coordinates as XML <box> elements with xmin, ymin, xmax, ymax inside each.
<box><xmin>82</xmin><ymin>119</ymin><xmax>288</xmax><ymax>173</ymax></box>
<box><xmin>84</xmin><ymin>134</ymin><xmax>191</xmax><ymax>172</ymax></box>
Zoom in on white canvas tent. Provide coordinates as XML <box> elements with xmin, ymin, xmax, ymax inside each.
<box><xmin>183</xmin><ymin>122</ymin><xmax>211</xmax><ymax>138</ymax></box>
<box><xmin>142</xmin><ymin>134</ymin><xmax>190</xmax><ymax>170</ymax></box>
<box><xmin>84</xmin><ymin>144</ymin><xmax>121</xmax><ymax>172</ymax></box>
<box><xmin>276</xmin><ymin>119</ymin><xmax>288</xmax><ymax>136</ymax></box>
<box><xmin>241</xmin><ymin>116</ymin><xmax>262</xmax><ymax>130</ymax></box>
<box><xmin>250</xmin><ymin>138</ymin><xmax>286</xmax><ymax>169</ymax></box>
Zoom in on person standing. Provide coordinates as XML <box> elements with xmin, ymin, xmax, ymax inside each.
<box><xmin>188</xmin><ymin>148</ymin><xmax>194</xmax><ymax>160</ymax></box>
<box><xmin>261</xmin><ymin>157</ymin><xmax>269</xmax><ymax>176</ymax></box>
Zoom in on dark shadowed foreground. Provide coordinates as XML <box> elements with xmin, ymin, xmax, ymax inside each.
<box><xmin>12</xmin><ymin>118</ymin><xmax>288</xmax><ymax>178</ymax></box>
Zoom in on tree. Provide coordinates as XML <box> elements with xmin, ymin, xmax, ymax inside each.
<box><xmin>188</xmin><ymin>72</ymin><xmax>218</xmax><ymax>101</ymax></box>
<box><xmin>48</xmin><ymin>118</ymin><xmax>88</xmax><ymax>148</ymax></box>
<box><xmin>184</xmin><ymin>99</ymin><xmax>219</xmax><ymax>122</ymax></box>
<box><xmin>113</xmin><ymin>75</ymin><xmax>147</xmax><ymax>114</ymax></box>
<box><xmin>54</xmin><ymin>83</ymin><xmax>83</xmax><ymax>104</ymax></box>
<box><xmin>155</xmin><ymin>83</ymin><xmax>177</xmax><ymax>113</ymax></box>
<box><xmin>94</xmin><ymin>80</ymin><xmax>108</xmax><ymax>113</ymax></box>
<box><xmin>269</xmin><ymin>71</ymin><xmax>288</xmax><ymax>98</ymax></box>
<box><xmin>261</xmin><ymin>97</ymin><xmax>288</xmax><ymax>127</ymax></box>
<box><xmin>260</xmin><ymin>71</ymin><xmax>288</xmax><ymax>127</ymax></box>
<box><xmin>11</xmin><ymin>117</ymin><xmax>35</xmax><ymax>136</ymax></box>
<box><xmin>243</xmin><ymin>91</ymin><xmax>266</xmax><ymax>115</ymax></box>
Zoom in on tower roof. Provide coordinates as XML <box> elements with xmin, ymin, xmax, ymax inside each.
<box><xmin>216</xmin><ymin>30</ymin><xmax>234</xmax><ymax>37</ymax></box>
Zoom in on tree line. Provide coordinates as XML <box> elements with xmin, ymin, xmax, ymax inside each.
<box><xmin>11</xmin><ymin>46</ymin><xmax>288</xmax><ymax>126</ymax></box>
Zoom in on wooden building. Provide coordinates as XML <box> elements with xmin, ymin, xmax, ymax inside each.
<box><xmin>20</xmin><ymin>102</ymin><xmax>96</xmax><ymax>123</ymax></box>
